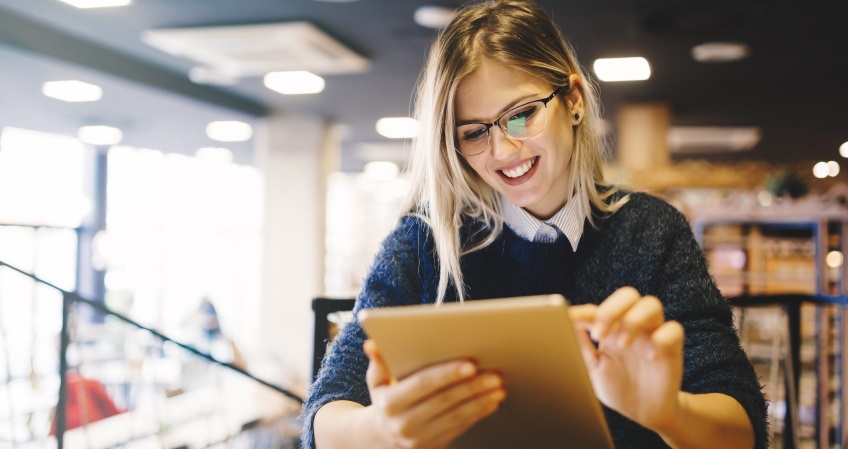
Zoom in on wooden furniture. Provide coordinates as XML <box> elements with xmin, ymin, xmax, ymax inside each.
<box><xmin>693</xmin><ymin>208</ymin><xmax>848</xmax><ymax>449</ymax></box>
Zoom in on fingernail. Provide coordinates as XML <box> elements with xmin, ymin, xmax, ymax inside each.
<box><xmin>459</xmin><ymin>362</ymin><xmax>476</xmax><ymax>377</ymax></box>
<box><xmin>490</xmin><ymin>389</ymin><xmax>506</xmax><ymax>402</ymax></box>
<box><xmin>483</xmin><ymin>374</ymin><xmax>502</xmax><ymax>388</ymax></box>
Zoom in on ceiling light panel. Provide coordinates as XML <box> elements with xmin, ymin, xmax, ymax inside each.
<box><xmin>42</xmin><ymin>80</ymin><xmax>103</xmax><ymax>102</ymax></box>
<box><xmin>376</xmin><ymin>118</ymin><xmax>419</xmax><ymax>139</ymax></box>
<box><xmin>206</xmin><ymin>121</ymin><xmax>253</xmax><ymax>142</ymax></box>
<box><xmin>142</xmin><ymin>22</ymin><xmax>370</xmax><ymax>78</ymax></box>
<box><xmin>414</xmin><ymin>6</ymin><xmax>457</xmax><ymax>29</ymax></box>
<box><xmin>264</xmin><ymin>71</ymin><xmax>325</xmax><ymax>95</ymax></box>
<box><xmin>58</xmin><ymin>0</ymin><xmax>132</xmax><ymax>8</ymax></box>
<box><xmin>593</xmin><ymin>57</ymin><xmax>651</xmax><ymax>82</ymax></box>
<box><xmin>692</xmin><ymin>42</ymin><xmax>751</xmax><ymax>63</ymax></box>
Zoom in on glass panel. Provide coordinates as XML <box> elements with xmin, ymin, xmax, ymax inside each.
<box><xmin>0</xmin><ymin>127</ymin><xmax>90</xmax><ymax>227</ymax></box>
<box><xmin>324</xmin><ymin>170</ymin><xmax>410</xmax><ymax>297</ymax></box>
<box><xmin>105</xmin><ymin>146</ymin><xmax>263</xmax><ymax>350</ymax></box>
<box><xmin>34</xmin><ymin>227</ymin><xmax>78</xmax><ymax>292</ymax></box>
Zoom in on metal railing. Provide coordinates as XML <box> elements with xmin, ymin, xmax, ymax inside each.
<box><xmin>0</xmin><ymin>259</ymin><xmax>303</xmax><ymax>449</ymax></box>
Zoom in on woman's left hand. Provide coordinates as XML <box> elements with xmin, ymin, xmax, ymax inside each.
<box><xmin>569</xmin><ymin>286</ymin><xmax>684</xmax><ymax>432</ymax></box>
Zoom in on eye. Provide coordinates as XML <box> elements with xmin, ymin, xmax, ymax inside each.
<box><xmin>459</xmin><ymin>125</ymin><xmax>488</xmax><ymax>142</ymax></box>
<box><xmin>506</xmin><ymin>103</ymin><xmax>540</xmax><ymax>123</ymax></box>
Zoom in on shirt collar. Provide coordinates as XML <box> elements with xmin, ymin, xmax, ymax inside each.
<box><xmin>500</xmin><ymin>193</ymin><xmax>587</xmax><ymax>251</ymax></box>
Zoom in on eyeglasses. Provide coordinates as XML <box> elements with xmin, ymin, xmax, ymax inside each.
<box><xmin>454</xmin><ymin>86</ymin><xmax>565</xmax><ymax>157</ymax></box>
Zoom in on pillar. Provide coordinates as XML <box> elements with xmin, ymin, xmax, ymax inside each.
<box><xmin>616</xmin><ymin>103</ymin><xmax>671</xmax><ymax>173</ymax></box>
<box><xmin>254</xmin><ymin>112</ymin><xmax>338</xmax><ymax>390</ymax></box>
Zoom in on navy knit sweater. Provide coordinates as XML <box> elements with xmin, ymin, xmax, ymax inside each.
<box><xmin>303</xmin><ymin>192</ymin><xmax>768</xmax><ymax>449</ymax></box>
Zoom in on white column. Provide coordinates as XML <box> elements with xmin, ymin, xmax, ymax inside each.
<box><xmin>254</xmin><ymin>111</ymin><xmax>337</xmax><ymax>391</ymax></box>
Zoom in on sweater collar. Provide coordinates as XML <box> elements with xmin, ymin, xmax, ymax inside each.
<box><xmin>499</xmin><ymin>193</ymin><xmax>586</xmax><ymax>251</ymax></box>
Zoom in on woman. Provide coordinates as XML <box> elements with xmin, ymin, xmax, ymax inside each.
<box><xmin>304</xmin><ymin>1</ymin><xmax>767</xmax><ymax>448</ymax></box>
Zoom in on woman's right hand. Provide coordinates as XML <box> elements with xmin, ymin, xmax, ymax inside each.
<box><xmin>362</xmin><ymin>339</ymin><xmax>506</xmax><ymax>449</ymax></box>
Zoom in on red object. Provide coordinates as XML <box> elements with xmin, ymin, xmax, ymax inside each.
<box><xmin>50</xmin><ymin>372</ymin><xmax>123</xmax><ymax>434</ymax></box>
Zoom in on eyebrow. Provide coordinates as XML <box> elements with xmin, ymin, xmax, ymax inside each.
<box><xmin>455</xmin><ymin>92</ymin><xmax>542</xmax><ymax>126</ymax></box>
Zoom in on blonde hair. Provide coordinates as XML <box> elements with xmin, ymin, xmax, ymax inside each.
<box><xmin>402</xmin><ymin>0</ymin><xmax>628</xmax><ymax>303</ymax></box>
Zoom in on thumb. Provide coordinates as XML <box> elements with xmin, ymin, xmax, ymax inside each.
<box><xmin>364</xmin><ymin>339</ymin><xmax>392</xmax><ymax>389</ymax></box>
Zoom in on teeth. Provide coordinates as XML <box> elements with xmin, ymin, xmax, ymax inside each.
<box><xmin>502</xmin><ymin>159</ymin><xmax>534</xmax><ymax>178</ymax></box>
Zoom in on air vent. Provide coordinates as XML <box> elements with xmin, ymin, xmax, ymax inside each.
<box><xmin>667</xmin><ymin>127</ymin><xmax>761</xmax><ymax>153</ymax></box>
<box><xmin>142</xmin><ymin>22</ymin><xmax>370</xmax><ymax>77</ymax></box>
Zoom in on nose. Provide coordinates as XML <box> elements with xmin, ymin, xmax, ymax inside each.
<box><xmin>488</xmin><ymin>125</ymin><xmax>521</xmax><ymax>159</ymax></box>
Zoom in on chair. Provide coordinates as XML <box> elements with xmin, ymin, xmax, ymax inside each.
<box><xmin>311</xmin><ymin>298</ymin><xmax>356</xmax><ymax>381</ymax></box>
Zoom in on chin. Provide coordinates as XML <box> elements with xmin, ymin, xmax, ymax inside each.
<box><xmin>501</xmin><ymin>191</ymin><xmax>542</xmax><ymax>208</ymax></box>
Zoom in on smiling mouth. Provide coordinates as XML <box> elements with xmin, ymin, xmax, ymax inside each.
<box><xmin>497</xmin><ymin>156</ymin><xmax>539</xmax><ymax>185</ymax></box>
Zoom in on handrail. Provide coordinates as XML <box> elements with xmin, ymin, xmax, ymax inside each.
<box><xmin>0</xmin><ymin>260</ymin><xmax>304</xmax><ymax>405</ymax></box>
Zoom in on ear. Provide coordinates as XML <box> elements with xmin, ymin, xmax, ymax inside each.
<box><xmin>564</xmin><ymin>73</ymin><xmax>585</xmax><ymax>124</ymax></box>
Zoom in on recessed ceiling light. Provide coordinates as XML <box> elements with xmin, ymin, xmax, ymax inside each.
<box><xmin>593</xmin><ymin>57</ymin><xmax>651</xmax><ymax>82</ymax></box>
<box><xmin>58</xmin><ymin>0</ymin><xmax>132</xmax><ymax>8</ymax></box>
<box><xmin>42</xmin><ymin>80</ymin><xmax>103</xmax><ymax>102</ymax></box>
<box><xmin>840</xmin><ymin>141</ymin><xmax>848</xmax><ymax>158</ymax></box>
<box><xmin>78</xmin><ymin>126</ymin><xmax>123</xmax><ymax>146</ymax></box>
<box><xmin>196</xmin><ymin>147</ymin><xmax>234</xmax><ymax>163</ymax></box>
<box><xmin>813</xmin><ymin>161</ymin><xmax>830</xmax><ymax>179</ymax></box>
<box><xmin>828</xmin><ymin>161</ymin><xmax>840</xmax><ymax>177</ymax></box>
<box><xmin>414</xmin><ymin>6</ymin><xmax>457</xmax><ymax>29</ymax></box>
<box><xmin>206</xmin><ymin>121</ymin><xmax>253</xmax><ymax>142</ymax></box>
<box><xmin>376</xmin><ymin>117</ymin><xmax>419</xmax><ymax>139</ymax></box>
<box><xmin>691</xmin><ymin>42</ymin><xmax>750</xmax><ymax>63</ymax></box>
<box><xmin>264</xmin><ymin>71</ymin><xmax>325</xmax><ymax>95</ymax></box>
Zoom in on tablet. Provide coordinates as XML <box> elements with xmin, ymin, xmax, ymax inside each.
<box><xmin>358</xmin><ymin>294</ymin><xmax>614</xmax><ymax>449</ymax></box>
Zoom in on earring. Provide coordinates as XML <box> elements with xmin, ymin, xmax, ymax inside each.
<box><xmin>573</xmin><ymin>113</ymin><xmax>581</xmax><ymax>121</ymax></box>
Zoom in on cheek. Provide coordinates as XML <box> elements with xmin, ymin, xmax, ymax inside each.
<box><xmin>465</xmin><ymin>158</ymin><xmax>489</xmax><ymax>178</ymax></box>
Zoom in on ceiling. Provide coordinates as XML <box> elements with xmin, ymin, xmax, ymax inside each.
<box><xmin>0</xmin><ymin>0</ymin><xmax>845</xmax><ymax>169</ymax></box>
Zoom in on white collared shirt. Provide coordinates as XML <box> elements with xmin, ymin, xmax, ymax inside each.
<box><xmin>500</xmin><ymin>193</ymin><xmax>587</xmax><ymax>250</ymax></box>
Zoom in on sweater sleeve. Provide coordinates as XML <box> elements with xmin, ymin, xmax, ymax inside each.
<box><xmin>651</xmin><ymin>203</ymin><xmax>769</xmax><ymax>449</ymax></box>
<box><xmin>300</xmin><ymin>215</ymin><xmax>434</xmax><ymax>449</ymax></box>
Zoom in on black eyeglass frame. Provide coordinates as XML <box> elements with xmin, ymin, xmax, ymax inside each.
<box><xmin>454</xmin><ymin>85</ymin><xmax>568</xmax><ymax>157</ymax></box>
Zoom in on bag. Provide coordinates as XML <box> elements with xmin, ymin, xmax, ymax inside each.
<box><xmin>50</xmin><ymin>372</ymin><xmax>123</xmax><ymax>434</ymax></box>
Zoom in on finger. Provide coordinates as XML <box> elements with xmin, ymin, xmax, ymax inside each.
<box><xmin>382</xmin><ymin>359</ymin><xmax>477</xmax><ymax>414</ymax></box>
<box><xmin>400</xmin><ymin>372</ymin><xmax>504</xmax><ymax>430</ymax></box>
<box><xmin>649</xmin><ymin>320</ymin><xmax>684</xmax><ymax>360</ymax></box>
<box><xmin>593</xmin><ymin>287</ymin><xmax>641</xmax><ymax>340</ymax></box>
<box><xmin>568</xmin><ymin>304</ymin><xmax>597</xmax><ymax>330</ymax></box>
<box><xmin>417</xmin><ymin>387</ymin><xmax>506</xmax><ymax>447</ymax></box>
<box><xmin>574</xmin><ymin>325</ymin><xmax>600</xmax><ymax>370</ymax></box>
<box><xmin>364</xmin><ymin>340</ymin><xmax>392</xmax><ymax>389</ymax></box>
<box><xmin>617</xmin><ymin>296</ymin><xmax>665</xmax><ymax>349</ymax></box>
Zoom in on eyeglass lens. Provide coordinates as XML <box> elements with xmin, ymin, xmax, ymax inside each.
<box><xmin>456</xmin><ymin>101</ymin><xmax>547</xmax><ymax>156</ymax></box>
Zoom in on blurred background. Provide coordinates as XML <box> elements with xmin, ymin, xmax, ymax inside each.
<box><xmin>0</xmin><ymin>0</ymin><xmax>846</xmax><ymax>448</ymax></box>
